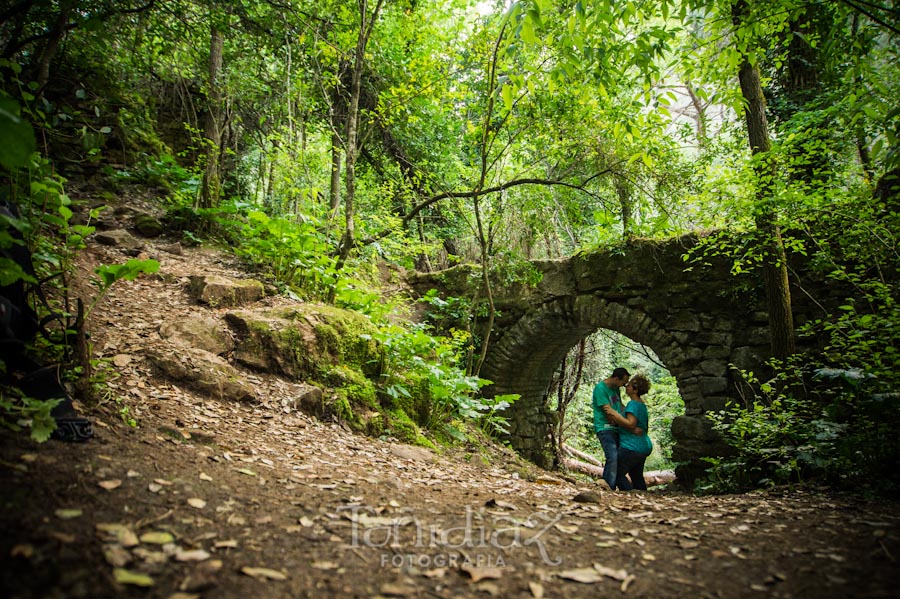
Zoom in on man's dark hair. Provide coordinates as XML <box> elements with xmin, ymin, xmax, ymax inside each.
<box><xmin>612</xmin><ymin>367</ymin><xmax>630</xmax><ymax>380</ymax></box>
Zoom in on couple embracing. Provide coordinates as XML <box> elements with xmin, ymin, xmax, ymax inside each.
<box><xmin>592</xmin><ymin>368</ymin><xmax>652</xmax><ymax>491</ymax></box>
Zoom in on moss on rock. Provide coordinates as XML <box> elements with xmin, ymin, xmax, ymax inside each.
<box><xmin>322</xmin><ymin>365</ymin><xmax>378</xmax><ymax>411</ymax></box>
<box><xmin>226</xmin><ymin>304</ymin><xmax>382</xmax><ymax>380</ymax></box>
<box><xmin>387</xmin><ymin>409</ymin><xmax>435</xmax><ymax>450</ymax></box>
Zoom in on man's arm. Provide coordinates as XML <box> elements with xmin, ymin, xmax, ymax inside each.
<box><xmin>601</xmin><ymin>406</ymin><xmax>643</xmax><ymax>435</ymax></box>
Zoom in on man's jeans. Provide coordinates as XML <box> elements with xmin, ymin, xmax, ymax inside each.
<box><xmin>597</xmin><ymin>429</ymin><xmax>619</xmax><ymax>490</ymax></box>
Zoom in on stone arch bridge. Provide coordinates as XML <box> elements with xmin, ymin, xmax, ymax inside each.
<box><xmin>411</xmin><ymin>234</ymin><xmax>838</xmax><ymax>482</ymax></box>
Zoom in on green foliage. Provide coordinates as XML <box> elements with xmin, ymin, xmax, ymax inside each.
<box><xmin>0</xmin><ymin>92</ymin><xmax>36</xmax><ymax>170</ymax></box>
<box><xmin>93</xmin><ymin>259</ymin><xmax>160</xmax><ymax>301</ymax></box>
<box><xmin>120</xmin><ymin>154</ymin><xmax>201</xmax><ymax>198</ymax></box>
<box><xmin>644</xmin><ymin>376</ymin><xmax>682</xmax><ymax>471</ymax></box>
<box><xmin>371</xmin><ymin>323</ymin><xmax>517</xmax><ymax>439</ymax></box>
<box><xmin>419</xmin><ymin>289</ymin><xmax>477</xmax><ymax>336</ymax></box>
<box><xmin>0</xmin><ymin>389</ymin><xmax>61</xmax><ymax>442</ymax></box>
<box><xmin>386</xmin><ymin>407</ymin><xmax>435</xmax><ymax>449</ymax></box>
<box><xmin>700</xmin><ymin>366</ymin><xmax>900</xmax><ymax>496</ymax></box>
<box><xmin>234</xmin><ymin>209</ymin><xmax>337</xmax><ymax>299</ymax></box>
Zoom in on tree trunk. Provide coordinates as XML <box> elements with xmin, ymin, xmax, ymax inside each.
<box><xmin>199</xmin><ymin>24</ymin><xmax>224</xmax><ymax>210</ymax></box>
<box><xmin>685</xmin><ymin>82</ymin><xmax>708</xmax><ymax>147</ymax></box>
<box><xmin>615</xmin><ymin>175</ymin><xmax>633</xmax><ymax>237</ymax></box>
<box><xmin>34</xmin><ymin>0</ymin><xmax>75</xmax><ymax>92</ymax></box>
<box><xmin>329</xmin><ymin>129</ymin><xmax>342</xmax><ymax>216</ymax></box>
<box><xmin>553</xmin><ymin>341</ymin><xmax>585</xmax><ymax>463</ymax></box>
<box><xmin>733</xmin><ymin>0</ymin><xmax>796</xmax><ymax>361</ymax></box>
<box><xmin>337</xmin><ymin>0</ymin><xmax>385</xmax><ymax>266</ymax></box>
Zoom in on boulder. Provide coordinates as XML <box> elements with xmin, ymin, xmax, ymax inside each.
<box><xmin>94</xmin><ymin>229</ymin><xmax>142</xmax><ymax>250</ymax></box>
<box><xmin>188</xmin><ymin>275</ymin><xmax>265</xmax><ymax>308</ymax></box>
<box><xmin>159</xmin><ymin>316</ymin><xmax>234</xmax><ymax>356</ymax></box>
<box><xmin>225</xmin><ymin>304</ymin><xmax>382</xmax><ymax>380</ymax></box>
<box><xmin>133</xmin><ymin>213</ymin><xmax>164</xmax><ymax>237</ymax></box>
<box><xmin>147</xmin><ymin>345</ymin><xmax>257</xmax><ymax>403</ymax></box>
<box><xmin>285</xmin><ymin>384</ymin><xmax>325</xmax><ymax>417</ymax></box>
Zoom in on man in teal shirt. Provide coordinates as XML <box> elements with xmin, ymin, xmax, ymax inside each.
<box><xmin>603</xmin><ymin>373</ymin><xmax>653</xmax><ymax>490</ymax></box>
<box><xmin>592</xmin><ymin>367</ymin><xmax>630</xmax><ymax>490</ymax></box>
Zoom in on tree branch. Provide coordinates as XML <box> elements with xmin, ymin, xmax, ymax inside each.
<box><xmin>357</xmin><ymin>172</ymin><xmax>613</xmax><ymax>247</ymax></box>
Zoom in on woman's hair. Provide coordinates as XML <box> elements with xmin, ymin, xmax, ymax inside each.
<box><xmin>629</xmin><ymin>373</ymin><xmax>651</xmax><ymax>396</ymax></box>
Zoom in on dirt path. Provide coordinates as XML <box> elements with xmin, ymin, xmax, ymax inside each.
<box><xmin>2</xmin><ymin>237</ymin><xmax>899</xmax><ymax>599</ymax></box>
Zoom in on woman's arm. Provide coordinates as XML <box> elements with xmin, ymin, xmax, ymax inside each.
<box><xmin>602</xmin><ymin>405</ymin><xmax>641</xmax><ymax>433</ymax></box>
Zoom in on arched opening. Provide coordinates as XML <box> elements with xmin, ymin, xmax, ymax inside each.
<box><xmin>481</xmin><ymin>296</ymin><xmax>700</xmax><ymax>469</ymax></box>
<box><xmin>546</xmin><ymin>329</ymin><xmax>685</xmax><ymax>479</ymax></box>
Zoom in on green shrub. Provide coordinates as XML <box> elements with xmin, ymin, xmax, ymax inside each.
<box><xmin>699</xmin><ymin>367</ymin><xmax>900</xmax><ymax>496</ymax></box>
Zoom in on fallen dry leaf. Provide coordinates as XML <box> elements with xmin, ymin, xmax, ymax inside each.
<box><xmin>241</xmin><ymin>566</ymin><xmax>288</xmax><ymax>581</ymax></box>
<box><xmin>11</xmin><ymin>544</ymin><xmax>34</xmax><ymax>558</ymax></box>
<box><xmin>113</xmin><ymin>354</ymin><xmax>133</xmax><ymax>367</ymax></box>
<box><xmin>103</xmin><ymin>544</ymin><xmax>132</xmax><ymax>567</ymax></box>
<box><xmin>476</xmin><ymin>581</ymin><xmax>500</xmax><ymax>596</ymax></box>
<box><xmin>558</xmin><ymin>568</ymin><xmax>605</xmax><ymax>583</ymax></box>
<box><xmin>594</xmin><ymin>564</ymin><xmax>629</xmax><ymax>581</ymax></box>
<box><xmin>175</xmin><ymin>548</ymin><xmax>211</xmax><ymax>562</ymax></box>
<box><xmin>380</xmin><ymin>581</ymin><xmax>417</xmax><ymax>596</ymax></box>
<box><xmin>529</xmin><ymin>581</ymin><xmax>545</xmax><ymax>598</ymax></box>
<box><xmin>113</xmin><ymin>568</ymin><xmax>154</xmax><ymax>587</ymax></box>
<box><xmin>484</xmin><ymin>498</ymin><xmax>517</xmax><ymax>510</ymax></box>
<box><xmin>140</xmin><ymin>531</ymin><xmax>175</xmax><ymax>545</ymax></box>
<box><xmin>461</xmin><ymin>565</ymin><xmax>504</xmax><ymax>583</ymax></box>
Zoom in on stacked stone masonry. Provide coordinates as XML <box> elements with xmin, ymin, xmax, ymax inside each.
<box><xmin>411</xmin><ymin>234</ymin><xmax>854</xmax><ymax>483</ymax></box>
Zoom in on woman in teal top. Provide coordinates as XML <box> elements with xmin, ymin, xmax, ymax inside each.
<box><xmin>602</xmin><ymin>373</ymin><xmax>652</xmax><ymax>490</ymax></box>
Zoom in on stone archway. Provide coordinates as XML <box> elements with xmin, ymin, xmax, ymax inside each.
<box><xmin>410</xmin><ymin>234</ymin><xmax>836</xmax><ymax>482</ymax></box>
<box><xmin>479</xmin><ymin>295</ymin><xmax>694</xmax><ymax>468</ymax></box>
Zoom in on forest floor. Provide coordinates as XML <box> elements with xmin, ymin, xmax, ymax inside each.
<box><xmin>2</xmin><ymin>226</ymin><xmax>900</xmax><ymax>599</ymax></box>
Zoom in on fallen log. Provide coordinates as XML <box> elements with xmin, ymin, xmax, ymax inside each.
<box><xmin>561</xmin><ymin>457</ymin><xmax>675</xmax><ymax>488</ymax></box>
<box><xmin>562</xmin><ymin>444</ymin><xmax>603</xmax><ymax>467</ymax></box>
<box><xmin>644</xmin><ymin>470</ymin><xmax>676</xmax><ymax>486</ymax></box>
<box><xmin>561</xmin><ymin>457</ymin><xmax>605</xmax><ymax>478</ymax></box>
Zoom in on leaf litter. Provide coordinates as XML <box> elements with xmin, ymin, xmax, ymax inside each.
<box><xmin>2</xmin><ymin>233</ymin><xmax>899</xmax><ymax>599</ymax></box>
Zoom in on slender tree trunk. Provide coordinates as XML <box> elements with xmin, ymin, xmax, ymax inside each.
<box><xmin>471</xmin><ymin>20</ymin><xmax>509</xmax><ymax>377</ymax></box>
<box><xmin>266</xmin><ymin>155</ymin><xmax>276</xmax><ymax>211</ymax></box>
<box><xmin>337</xmin><ymin>0</ymin><xmax>385</xmax><ymax>266</ymax></box>
<box><xmin>615</xmin><ymin>175</ymin><xmax>633</xmax><ymax>237</ymax></box>
<box><xmin>199</xmin><ymin>23</ymin><xmax>225</xmax><ymax>210</ymax></box>
<box><xmin>553</xmin><ymin>340</ymin><xmax>585</xmax><ymax>462</ymax></box>
<box><xmin>733</xmin><ymin>1</ymin><xmax>796</xmax><ymax>361</ymax></box>
<box><xmin>329</xmin><ymin>130</ymin><xmax>342</xmax><ymax>213</ymax></box>
<box><xmin>34</xmin><ymin>0</ymin><xmax>75</xmax><ymax>92</ymax></box>
<box><xmin>685</xmin><ymin>82</ymin><xmax>708</xmax><ymax>147</ymax></box>
<box><xmin>850</xmin><ymin>13</ymin><xmax>874</xmax><ymax>183</ymax></box>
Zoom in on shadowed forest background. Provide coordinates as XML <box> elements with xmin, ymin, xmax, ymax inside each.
<box><xmin>1</xmin><ymin>0</ymin><xmax>900</xmax><ymax>496</ymax></box>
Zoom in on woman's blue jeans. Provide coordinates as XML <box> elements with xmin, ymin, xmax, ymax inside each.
<box><xmin>597</xmin><ymin>430</ymin><xmax>619</xmax><ymax>490</ymax></box>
